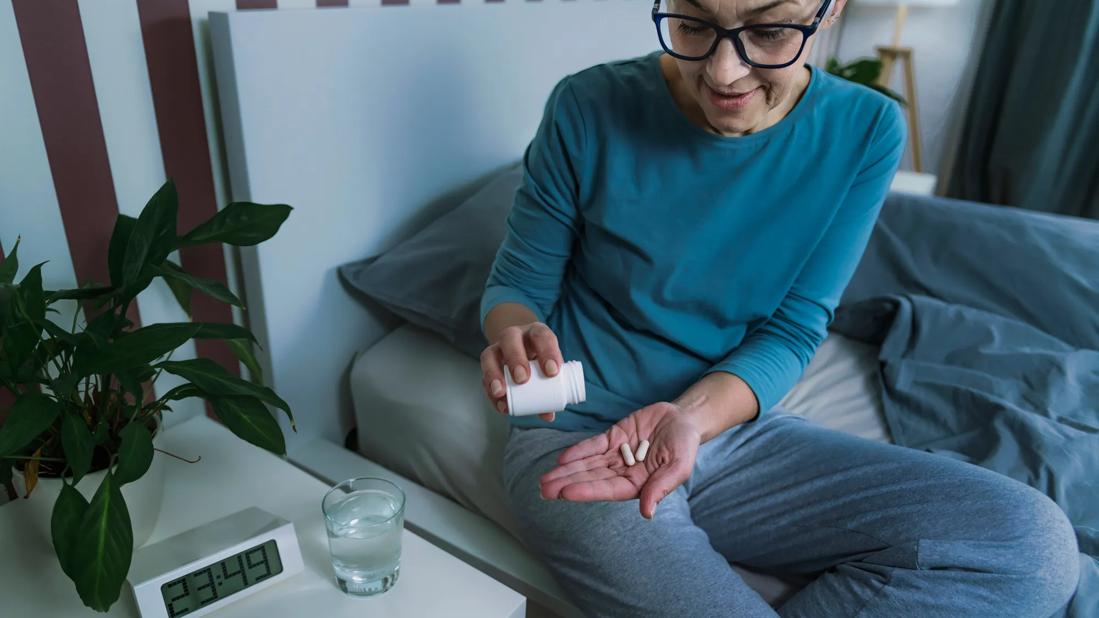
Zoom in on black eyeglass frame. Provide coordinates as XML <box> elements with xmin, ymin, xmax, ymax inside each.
<box><xmin>651</xmin><ymin>0</ymin><xmax>832</xmax><ymax>68</ymax></box>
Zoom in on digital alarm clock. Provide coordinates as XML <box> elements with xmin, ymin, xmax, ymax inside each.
<box><xmin>127</xmin><ymin>507</ymin><xmax>304</xmax><ymax>618</ymax></box>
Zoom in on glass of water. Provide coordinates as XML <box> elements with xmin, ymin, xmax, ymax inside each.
<box><xmin>322</xmin><ymin>477</ymin><xmax>406</xmax><ymax>596</ymax></box>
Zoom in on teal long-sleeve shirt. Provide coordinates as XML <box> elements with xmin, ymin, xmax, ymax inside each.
<box><xmin>480</xmin><ymin>51</ymin><xmax>906</xmax><ymax>432</ymax></box>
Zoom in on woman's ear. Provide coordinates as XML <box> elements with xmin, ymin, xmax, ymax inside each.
<box><xmin>823</xmin><ymin>0</ymin><xmax>848</xmax><ymax>29</ymax></box>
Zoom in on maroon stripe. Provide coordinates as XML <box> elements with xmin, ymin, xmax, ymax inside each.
<box><xmin>136</xmin><ymin>0</ymin><xmax>240</xmax><ymax>402</ymax></box>
<box><xmin>382</xmin><ymin>0</ymin><xmax>410</xmax><ymax>5</ymax></box>
<box><xmin>0</xmin><ymin>388</ymin><xmax>11</xmax><ymax>425</ymax></box>
<box><xmin>10</xmin><ymin>2</ymin><xmax>148</xmax><ymax>420</ymax></box>
<box><xmin>0</xmin><ymin>240</ymin><xmax>8</xmax><ymax>421</ymax></box>
<box><xmin>438</xmin><ymin>0</ymin><xmax>459</xmax><ymax>4</ymax></box>
<box><xmin>318</xmin><ymin>0</ymin><xmax>349</xmax><ymax>6</ymax></box>
<box><xmin>237</xmin><ymin>0</ymin><xmax>277</xmax><ymax>8</ymax></box>
<box><xmin>12</xmin><ymin>1</ymin><xmax>144</xmax><ymax>332</ymax></box>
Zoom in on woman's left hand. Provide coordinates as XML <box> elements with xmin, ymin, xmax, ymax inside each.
<box><xmin>539</xmin><ymin>402</ymin><xmax>702</xmax><ymax>519</ymax></box>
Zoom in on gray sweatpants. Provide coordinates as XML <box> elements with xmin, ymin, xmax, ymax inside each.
<box><xmin>502</xmin><ymin>411</ymin><xmax>1079</xmax><ymax>617</ymax></box>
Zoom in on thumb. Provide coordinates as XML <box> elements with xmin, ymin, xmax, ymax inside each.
<box><xmin>639</xmin><ymin>460</ymin><xmax>688</xmax><ymax>520</ymax></box>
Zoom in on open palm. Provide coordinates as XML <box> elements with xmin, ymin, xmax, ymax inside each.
<box><xmin>538</xmin><ymin>402</ymin><xmax>702</xmax><ymax>519</ymax></box>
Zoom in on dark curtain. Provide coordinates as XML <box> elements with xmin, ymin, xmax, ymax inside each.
<box><xmin>947</xmin><ymin>0</ymin><xmax>1099</xmax><ymax>219</ymax></box>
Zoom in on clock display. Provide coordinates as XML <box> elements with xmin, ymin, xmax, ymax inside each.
<box><xmin>159</xmin><ymin>539</ymin><xmax>284</xmax><ymax>618</ymax></box>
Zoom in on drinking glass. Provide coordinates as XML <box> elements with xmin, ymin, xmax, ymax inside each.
<box><xmin>322</xmin><ymin>477</ymin><xmax>406</xmax><ymax>596</ymax></box>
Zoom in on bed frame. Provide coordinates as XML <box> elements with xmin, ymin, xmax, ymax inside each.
<box><xmin>210</xmin><ymin>3</ymin><xmax>655</xmax><ymax>614</ymax></box>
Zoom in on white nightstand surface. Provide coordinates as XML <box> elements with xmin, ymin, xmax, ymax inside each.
<box><xmin>0</xmin><ymin>416</ymin><xmax>525</xmax><ymax>618</ymax></box>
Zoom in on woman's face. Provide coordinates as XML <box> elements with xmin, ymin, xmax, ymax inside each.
<box><xmin>664</xmin><ymin>0</ymin><xmax>846</xmax><ymax>136</ymax></box>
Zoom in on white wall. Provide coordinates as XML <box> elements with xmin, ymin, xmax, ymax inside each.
<box><xmin>835</xmin><ymin>0</ymin><xmax>991</xmax><ymax>175</ymax></box>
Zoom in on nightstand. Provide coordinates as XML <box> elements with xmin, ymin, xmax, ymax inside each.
<box><xmin>0</xmin><ymin>416</ymin><xmax>526</xmax><ymax>618</ymax></box>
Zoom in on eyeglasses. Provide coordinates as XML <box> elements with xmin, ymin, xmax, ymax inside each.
<box><xmin>651</xmin><ymin>0</ymin><xmax>832</xmax><ymax>68</ymax></box>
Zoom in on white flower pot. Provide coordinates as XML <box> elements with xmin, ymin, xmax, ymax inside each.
<box><xmin>10</xmin><ymin>429</ymin><xmax>167</xmax><ymax>551</ymax></box>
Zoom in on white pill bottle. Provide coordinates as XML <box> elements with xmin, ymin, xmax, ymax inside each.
<box><xmin>504</xmin><ymin>360</ymin><xmax>586</xmax><ymax>417</ymax></box>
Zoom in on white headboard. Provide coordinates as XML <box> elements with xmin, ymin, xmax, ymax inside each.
<box><xmin>210</xmin><ymin>2</ymin><xmax>656</xmax><ymax>452</ymax></box>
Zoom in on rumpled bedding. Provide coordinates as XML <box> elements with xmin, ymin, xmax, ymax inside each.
<box><xmin>831</xmin><ymin>192</ymin><xmax>1099</xmax><ymax>617</ymax></box>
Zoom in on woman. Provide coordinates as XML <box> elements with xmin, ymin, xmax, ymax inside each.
<box><xmin>478</xmin><ymin>0</ymin><xmax>1079</xmax><ymax>615</ymax></box>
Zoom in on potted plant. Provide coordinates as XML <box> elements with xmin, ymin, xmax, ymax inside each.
<box><xmin>825</xmin><ymin>56</ymin><xmax>907</xmax><ymax>105</ymax></box>
<box><xmin>0</xmin><ymin>180</ymin><xmax>294</xmax><ymax>612</ymax></box>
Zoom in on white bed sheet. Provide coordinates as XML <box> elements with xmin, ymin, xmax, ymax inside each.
<box><xmin>349</xmin><ymin>323</ymin><xmax>890</xmax><ymax>606</ymax></box>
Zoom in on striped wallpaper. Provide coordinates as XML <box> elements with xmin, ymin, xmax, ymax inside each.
<box><xmin>0</xmin><ymin>0</ymin><xmax>328</xmax><ymax>426</ymax></box>
<box><xmin>0</xmin><ymin>0</ymin><xmax>841</xmax><ymax>428</ymax></box>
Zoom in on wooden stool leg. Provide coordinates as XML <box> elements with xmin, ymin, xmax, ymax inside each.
<box><xmin>876</xmin><ymin>46</ymin><xmax>923</xmax><ymax>173</ymax></box>
<box><xmin>901</xmin><ymin>52</ymin><xmax>923</xmax><ymax>173</ymax></box>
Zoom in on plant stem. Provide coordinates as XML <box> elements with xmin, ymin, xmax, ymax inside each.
<box><xmin>154</xmin><ymin>448</ymin><xmax>201</xmax><ymax>464</ymax></box>
<box><xmin>4</xmin><ymin>455</ymin><xmax>66</xmax><ymax>462</ymax></box>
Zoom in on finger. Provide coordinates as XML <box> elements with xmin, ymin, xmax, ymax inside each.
<box><xmin>540</xmin><ymin>454</ymin><xmax>612</xmax><ymax>485</ymax></box>
<box><xmin>539</xmin><ymin>412</ymin><xmax>556</xmax><ymax>422</ymax></box>
<box><xmin>639</xmin><ymin>459</ymin><xmax>690</xmax><ymax>519</ymax></box>
<box><xmin>498</xmin><ymin>326</ymin><xmax>531</xmax><ymax>384</ymax></box>
<box><xmin>525</xmin><ymin>323</ymin><xmax>564</xmax><ymax>377</ymax></box>
<box><xmin>557</xmin><ymin>432</ymin><xmax>610</xmax><ymax>465</ymax></box>
<box><xmin>540</xmin><ymin>467</ymin><xmax>617</xmax><ymax>500</ymax></box>
<box><xmin>560</xmin><ymin>476</ymin><xmax>639</xmax><ymax>502</ymax></box>
<box><xmin>479</xmin><ymin>346</ymin><xmax>507</xmax><ymax>413</ymax></box>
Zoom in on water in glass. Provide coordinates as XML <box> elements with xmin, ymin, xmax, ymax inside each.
<box><xmin>325</xmin><ymin>486</ymin><xmax>403</xmax><ymax>596</ymax></box>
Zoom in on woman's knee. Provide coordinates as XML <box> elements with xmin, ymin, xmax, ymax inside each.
<box><xmin>981</xmin><ymin>481</ymin><xmax>1079</xmax><ymax>615</ymax></box>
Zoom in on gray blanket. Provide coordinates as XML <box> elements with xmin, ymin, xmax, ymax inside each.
<box><xmin>831</xmin><ymin>192</ymin><xmax>1099</xmax><ymax>617</ymax></box>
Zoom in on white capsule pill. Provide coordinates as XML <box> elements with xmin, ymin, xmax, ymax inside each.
<box><xmin>619</xmin><ymin>442</ymin><xmax>636</xmax><ymax>466</ymax></box>
<box><xmin>636</xmin><ymin>440</ymin><xmax>650</xmax><ymax>462</ymax></box>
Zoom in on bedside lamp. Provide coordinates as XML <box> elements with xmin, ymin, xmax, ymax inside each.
<box><xmin>857</xmin><ymin>0</ymin><xmax>959</xmax><ymax>172</ymax></box>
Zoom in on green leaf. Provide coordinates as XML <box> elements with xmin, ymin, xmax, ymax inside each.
<box><xmin>0</xmin><ymin>236</ymin><xmax>19</xmax><ymax>284</ymax></box>
<box><xmin>45</xmin><ymin>285</ymin><xmax>115</xmax><ymax>303</ymax></box>
<box><xmin>115</xmin><ymin>422</ymin><xmax>153</xmax><ymax>485</ymax></box>
<box><xmin>179</xmin><ymin>202</ymin><xmax>292</xmax><ymax>248</ymax></box>
<box><xmin>15</xmin><ymin>262</ymin><xmax>47</xmax><ymax>323</ymax></box>
<box><xmin>39</xmin><ymin>317</ymin><xmax>79</xmax><ymax>345</ymax></box>
<box><xmin>156</xmin><ymin>358</ymin><xmax>294</xmax><ymax>428</ymax></box>
<box><xmin>92</xmin><ymin>420</ymin><xmax>109</xmax><ymax>446</ymax></box>
<box><xmin>0</xmin><ymin>457</ymin><xmax>12</xmax><ymax>486</ymax></box>
<box><xmin>192</xmin><ymin>322</ymin><xmax>257</xmax><ymax>344</ymax></box>
<box><xmin>61</xmin><ymin>412</ymin><xmax>95</xmax><ymax>484</ymax></box>
<box><xmin>87</xmin><ymin>308</ymin><xmax>119</xmax><ymax>339</ymax></box>
<box><xmin>227</xmin><ymin>338</ymin><xmax>264</xmax><ymax>384</ymax></box>
<box><xmin>0</xmin><ymin>283</ymin><xmax>14</xmax><ymax>323</ymax></box>
<box><xmin>116</xmin><ymin>368</ymin><xmax>145</xmax><ymax>403</ymax></box>
<box><xmin>159</xmin><ymin>383</ymin><xmax>204</xmax><ymax>402</ymax></box>
<box><xmin>0</xmin><ymin>393</ymin><xmax>60</xmax><ymax>457</ymax></box>
<box><xmin>71</xmin><ymin>472</ymin><xmax>132</xmax><ymax>611</ymax></box>
<box><xmin>211</xmin><ymin>397</ymin><xmax>286</xmax><ymax>455</ymax></box>
<box><xmin>73</xmin><ymin>322</ymin><xmax>201</xmax><ymax>376</ymax></box>
<box><xmin>121</xmin><ymin>181</ymin><xmax>178</xmax><ymax>286</ymax></box>
<box><xmin>107</xmin><ymin>215</ymin><xmax>137</xmax><ymax>289</ymax></box>
<box><xmin>135</xmin><ymin>364</ymin><xmax>156</xmax><ymax>383</ymax></box>
<box><xmin>843</xmin><ymin>58</ymin><xmax>882</xmax><ymax>85</ymax></box>
<box><xmin>154</xmin><ymin>261</ymin><xmax>244</xmax><ymax>309</ymax></box>
<box><xmin>52</xmin><ymin>482</ymin><xmax>90</xmax><ymax>580</ymax></box>
<box><xmin>3</xmin><ymin>321</ymin><xmax>41</xmax><ymax>379</ymax></box>
<box><xmin>161</xmin><ymin>267</ymin><xmax>192</xmax><ymax>318</ymax></box>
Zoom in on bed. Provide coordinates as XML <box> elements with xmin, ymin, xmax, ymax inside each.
<box><xmin>210</xmin><ymin>4</ymin><xmax>1098</xmax><ymax>616</ymax></box>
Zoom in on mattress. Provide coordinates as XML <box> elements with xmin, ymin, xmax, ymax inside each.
<box><xmin>349</xmin><ymin>323</ymin><xmax>890</xmax><ymax>606</ymax></box>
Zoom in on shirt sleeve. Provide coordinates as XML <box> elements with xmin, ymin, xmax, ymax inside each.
<box><xmin>705</xmin><ymin>101</ymin><xmax>907</xmax><ymax>417</ymax></box>
<box><xmin>480</xmin><ymin>77</ymin><xmax>586</xmax><ymax>328</ymax></box>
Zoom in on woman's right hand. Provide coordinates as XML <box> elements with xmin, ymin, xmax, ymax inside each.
<box><xmin>480</xmin><ymin>322</ymin><xmax>563</xmax><ymax>422</ymax></box>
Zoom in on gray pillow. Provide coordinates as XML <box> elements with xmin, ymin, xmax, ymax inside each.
<box><xmin>338</xmin><ymin>163</ymin><xmax>522</xmax><ymax>358</ymax></box>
